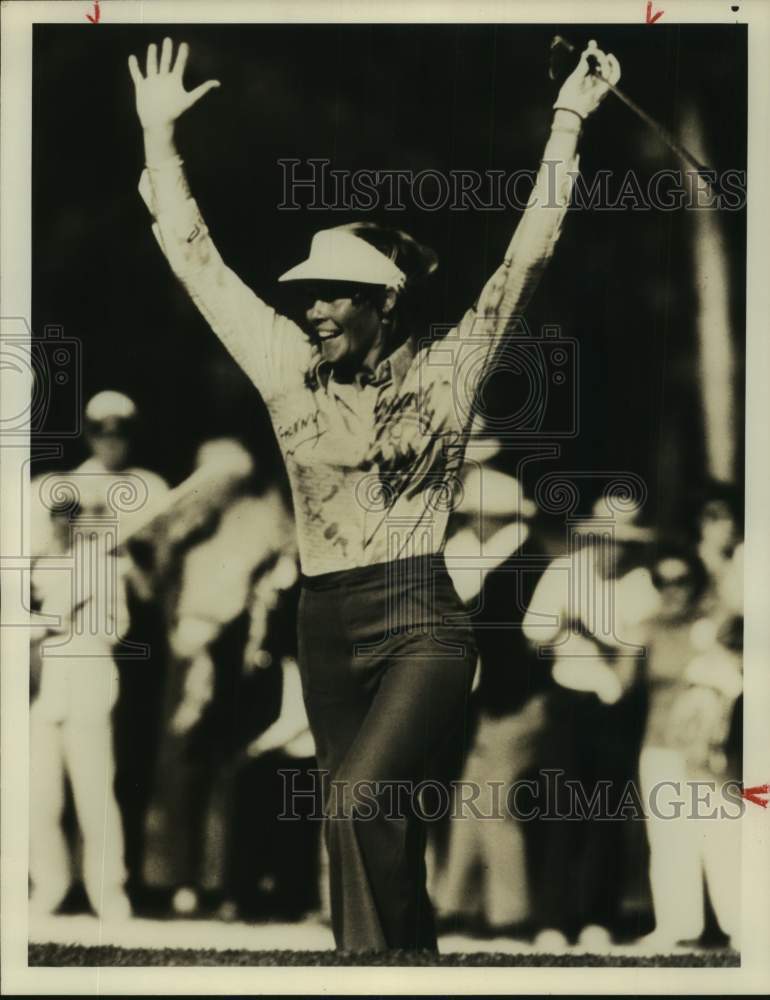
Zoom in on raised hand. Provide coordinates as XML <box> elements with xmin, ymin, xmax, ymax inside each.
<box><xmin>554</xmin><ymin>39</ymin><xmax>621</xmax><ymax>120</ymax></box>
<box><xmin>128</xmin><ymin>38</ymin><xmax>220</xmax><ymax>131</ymax></box>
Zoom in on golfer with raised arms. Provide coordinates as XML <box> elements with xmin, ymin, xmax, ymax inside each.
<box><xmin>129</xmin><ymin>37</ymin><xmax>619</xmax><ymax>953</ymax></box>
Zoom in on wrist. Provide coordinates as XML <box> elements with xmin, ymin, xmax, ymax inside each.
<box><xmin>143</xmin><ymin>123</ymin><xmax>178</xmax><ymax>167</ymax></box>
<box><xmin>143</xmin><ymin>122</ymin><xmax>175</xmax><ymax>141</ymax></box>
<box><xmin>552</xmin><ymin>108</ymin><xmax>584</xmax><ymax>131</ymax></box>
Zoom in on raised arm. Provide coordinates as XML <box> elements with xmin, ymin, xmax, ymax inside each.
<box><xmin>128</xmin><ymin>40</ymin><xmax>311</xmax><ymax>400</ymax></box>
<box><xmin>472</xmin><ymin>41</ymin><xmax>620</xmax><ymax>334</ymax></box>
<box><xmin>435</xmin><ymin>42</ymin><xmax>620</xmax><ymax>426</ymax></box>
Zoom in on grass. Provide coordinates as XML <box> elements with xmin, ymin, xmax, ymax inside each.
<box><xmin>29</xmin><ymin>943</ymin><xmax>740</xmax><ymax>967</ymax></box>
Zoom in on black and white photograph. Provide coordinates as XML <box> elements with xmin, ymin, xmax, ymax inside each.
<box><xmin>1</xmin><ymin>0</ymin><xmax>769</xmax><ymax>993</ymax></box>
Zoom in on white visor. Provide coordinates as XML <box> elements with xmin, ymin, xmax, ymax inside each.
<box><xmin>278</xmin><ymin>229</ymin><xmax>406</xmax><ymax>289</ymax></box>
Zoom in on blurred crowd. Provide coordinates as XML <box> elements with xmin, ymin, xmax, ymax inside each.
<box><xmin>29</xmin><ymin>391</ymin><xmax>744</xmax><ymax>952</ymax></box>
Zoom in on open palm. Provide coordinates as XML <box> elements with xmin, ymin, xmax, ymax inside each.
<box><xmin>128</xmin><ymin>38</ymin><xmax>220</xmax><ymax>130</ymax></box>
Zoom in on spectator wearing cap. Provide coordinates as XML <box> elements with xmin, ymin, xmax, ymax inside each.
<box><xmin>77</xmin><ymin>390</ymin><xmax>169</xmax><ymax>513</ymax></box>
<box><xmin>30</xmin><ymin>390</ymin><xmax>171</xmax><ymax>913</ymax></box>
<box><xmin>82</xmin><ymin>391</ymin><xmax>174</xmax><ymax>906</ymax></box>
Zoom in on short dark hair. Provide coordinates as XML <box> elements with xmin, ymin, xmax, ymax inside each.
<box><xmin>332</xmin><ymin>222</ymin><xmax>438</xmax><ymax>290</ymax></box>
<box><xmin>333</xmin><ymin>222</ymin><xmax>439</xmax><ymax>348</ymax></box>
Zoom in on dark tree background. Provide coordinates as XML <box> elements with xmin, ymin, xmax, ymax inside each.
<box><xmin>32</xmin><ymin>23</ymin><xmax>746</xmax><ymax>532</ymax></box>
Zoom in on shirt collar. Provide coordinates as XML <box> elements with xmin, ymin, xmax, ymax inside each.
<box><xmin>308</xmin><ymin>335</ymin><xmax>415</xmax><ymax>393</ymax></box>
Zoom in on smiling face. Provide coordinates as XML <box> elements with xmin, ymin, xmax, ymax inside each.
<box><xmin>293</xmin><ymin>281</ymin><xmax>395</xmax><ymax>376</ymax></box>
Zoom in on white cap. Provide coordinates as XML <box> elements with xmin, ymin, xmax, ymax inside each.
<box><xmin>85</xmin><ymin>390</ymin><xmax>137</xmax><ymax>422</ymax></box>
<box><xmin>278</xmin><ymin>229</ymin><xmax>406</xmax><ymax>289</ymax></box>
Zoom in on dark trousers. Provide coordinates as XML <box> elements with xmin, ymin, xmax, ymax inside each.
<box><xmin>228</xmin><ymin>751</ymin><xmax>321</xmax><ymax>920</ymax></box>
<box><xmin>297</xmin><ymin>554</ymin><xmax>477</xmax><ymax>953</ymax></box>
<box><xmin>531</xmin><ymin>684</ymin><xmax>647</xmax><ymax>938</ymax></box>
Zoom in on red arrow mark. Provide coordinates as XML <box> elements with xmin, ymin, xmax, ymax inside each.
<box><xmin>741</xmin><ymin>784</ymin><xmax>770</xmax><ymax>808</ymax></box>
<box><xmin>646</xmin><ymin>1</ymin><xmax>664</xmax><ymax>24</ymax></box>
<box><xmin>85</xmin><ymin>0</ymin><xmax>101</xmax><ymax>23</ymax></box>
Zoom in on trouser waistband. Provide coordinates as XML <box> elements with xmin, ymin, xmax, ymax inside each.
<box><xmin>300</xmin><ymin>552</ymin><xmax>448</xmax><ymax>592</ymax></box>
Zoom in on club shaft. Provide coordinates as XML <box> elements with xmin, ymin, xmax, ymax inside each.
<box><xmin>552</xmin><ymin>35</ymin><xmax>718</xmax><ymax>187</ymax></box>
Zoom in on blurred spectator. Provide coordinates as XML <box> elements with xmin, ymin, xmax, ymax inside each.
<box><xmin>29</xmin><ymin>504</ymin><xmax>132</xmax><ymax>922</ymax></box>
<box><xmin>522</xmin><ymin>491</ymin><xmax>659</xmax><ymax>950</ymax></box>
<box><xmin>142</xmin><ymin>438</ymin><xmax>296</xmax><ymax>915</ymax></box>
<box><xmin>80</xmin><ymin>391</ymin><xmax>171</xmax><ymax>902</ymax></box>
<box><xmin>693</xmin><ymin>484</ymin><xmax>744</xmax><ymax>791</ymax></box>
<box><xmin>433</xmin><ymin>444</ymin><xmax>551</xmax><ymax>935</ymax></box>
<box><xmin>31</xmin><ymin>391</ymin><xmax>170</xmax><ymax>563</ymax></box>
<box><xmin>638</xmin><ymin>512</ymin><xmax>743</xmax><ymax>949</ymax></box>
<box><xmin>29</xmin><ymin>390</ymin><xmax>170</xmax><ymax>920</ymax></box>
<box><xmin>73</xmin><ymin>391</ymin><xmax>169</xmax><ymax>523</ymax></box>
